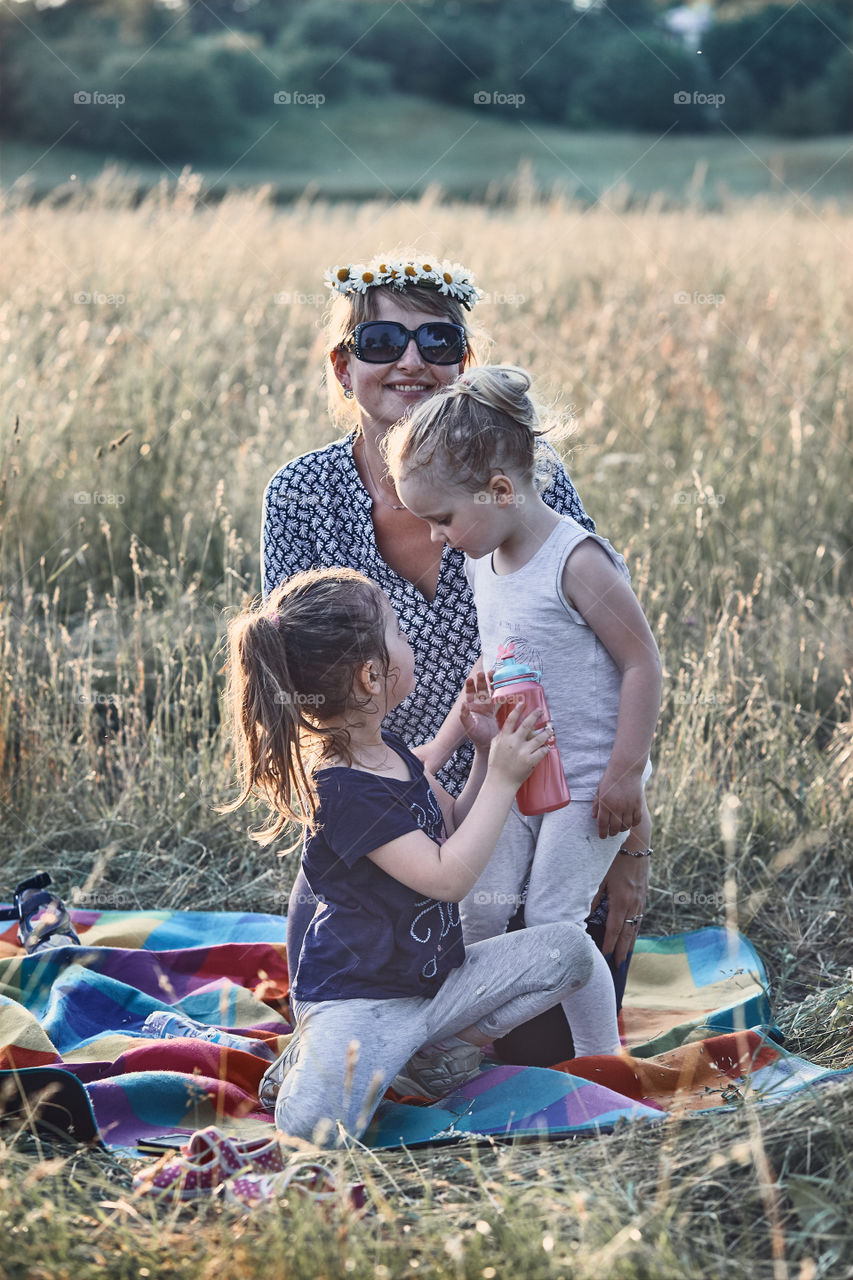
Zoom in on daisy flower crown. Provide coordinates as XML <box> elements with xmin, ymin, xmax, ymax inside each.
<box><xmin>324</xmin><ymin>258</ymin><xmax>482</xmax><ymax>311</ymax></box>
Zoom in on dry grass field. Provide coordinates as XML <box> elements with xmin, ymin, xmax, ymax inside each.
<box><xmin>1</xmin><ymin>173</ymin><xmax>851</xmax><ymax>1278</ymax></box>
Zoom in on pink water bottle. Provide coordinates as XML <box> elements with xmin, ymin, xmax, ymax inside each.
<box><xmin>490</xmin><ymin>644</ymin><xmax>571</xmax><ymax>816</ymax></box>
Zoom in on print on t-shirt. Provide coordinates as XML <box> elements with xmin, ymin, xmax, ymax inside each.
<box><xmin>493</xmin><ymin>633</ymin><xmax>544</xmax><ymax>677</ymax></box>
<box><xmin>407</xmin><ymin>785</ymin><xmax>459</xmax><ymax>982</ymax></box>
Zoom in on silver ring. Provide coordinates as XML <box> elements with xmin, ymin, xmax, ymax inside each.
<box><xmin>625</xmin><ymin>914</ymin><xmax>643</xmax><ymax>927</ymax></box>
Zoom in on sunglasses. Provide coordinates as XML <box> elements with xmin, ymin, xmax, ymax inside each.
<box><xmin>346</xmin><ymin>320</ymin><xmax>467</xmax><ymax>366</ymax></box>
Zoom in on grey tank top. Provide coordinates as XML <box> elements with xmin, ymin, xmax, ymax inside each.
<box><xmin>466</xmin><ymin>516</ymin><xmax>634</xmax><ymax>800</ymax></box>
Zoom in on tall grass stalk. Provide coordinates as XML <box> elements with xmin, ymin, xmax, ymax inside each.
<box><xmin>0</xmin><ymin>178</ymin><xmax>851</xmax><ymax>1277</ymax></box>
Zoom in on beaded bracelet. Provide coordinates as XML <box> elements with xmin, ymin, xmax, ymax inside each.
<box><xmin>617</xmin><ymin>846</ymin><xmax>653</xmax><ymax>858</ymax></box>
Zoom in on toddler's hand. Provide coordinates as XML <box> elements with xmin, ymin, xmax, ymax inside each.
<box><xmin>592</xmin><ymin>767</ymin><xmax>644</xmax><ymax>839</ymax></box>
<box><xmin>460</xmin><ymin>670</ymin><xmax>497</xmax><ymax>751</ymax></box>
<box><xmin>488</xmin><ymin>702</ymin><xmax>553</xmax><ymax>789</ymax></box>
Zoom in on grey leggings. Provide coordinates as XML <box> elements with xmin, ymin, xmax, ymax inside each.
<box><xmin>276</xmin><ymin>921</ymin><xmax>615</xmax><ymax>1147</ymax></box>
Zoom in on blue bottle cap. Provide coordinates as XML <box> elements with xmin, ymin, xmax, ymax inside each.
<box><xmin>491</xmin><ymin>656</ymin><xmax>541</xmax><ymax>688</ymax></box>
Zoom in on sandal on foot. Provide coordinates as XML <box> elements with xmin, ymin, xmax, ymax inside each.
<box><xmin>0</xmin><ymin>872</ymin><xmax>81</xmax><ymax>954</ymax></box>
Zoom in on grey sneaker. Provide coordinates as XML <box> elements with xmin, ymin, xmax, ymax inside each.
<box><xmin>258</xmin><ymin>1030</ymin><xmax>301</xmax><ymax>1112</ymax></box>
<box><xmin>391</xmin><ymin>1041</ymin><xmax>484</xmax><ymax>1100</ymax></box>
<box><xmin>141</xmin><ymin>1010</ymin><xmax>276</xmax><ymax>1060</ymax></box>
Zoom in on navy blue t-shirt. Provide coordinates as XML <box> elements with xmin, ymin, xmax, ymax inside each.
<box><xmin>291</xmin><ymin>732</ymin><xmax>466</xmax><ymax>1002</ymax></box>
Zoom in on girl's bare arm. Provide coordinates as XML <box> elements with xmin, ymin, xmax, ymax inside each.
<box><xmin>367</xmin><ymin>706</ymin><xmax>550</xmax><ymax>901</ymax></box>
<box><xmin>561</xmin><ymin>540</ymin><xmax>662</xmax><ymax>838</ymax></box>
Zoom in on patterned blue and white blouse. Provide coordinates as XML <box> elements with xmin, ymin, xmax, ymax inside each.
<box><xmin>261</xmin><ymin>432</ymin><xmax>593</xmax><ymax>796</ymax></box>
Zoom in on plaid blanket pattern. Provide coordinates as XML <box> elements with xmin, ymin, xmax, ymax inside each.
<box><xmin>0</xmin><ymin>909</ymin><xmax>847</xmax><ymax>1150</ymax></box>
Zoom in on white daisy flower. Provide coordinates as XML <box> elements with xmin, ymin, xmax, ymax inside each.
<box><xmin>346</xmin><ymin>263</ymin><xmax>378</xmax><ymax>294</ymax></box>
<box><xmin>436</xmin><ymin>261</ymin><xmax>482</xmax><ymax>308</ymax></box>
<box><xmin>321</xmin><ymin>258</ymin><xmax>482</xmax><ymax>307</ymax></box>
<box><xmin>324</xmin><ymin>265</ymin><xmax>356</xmax><ymax>294</ymax></box>
<box><xmin>373</xmin><ymin>259</ymin><xmax>403</xmax><ymax>285</ymax></box>
<box><xmin>415</xmin><ymin>260</ymin><xmax>442</xmax><ymax>285</ymax></box>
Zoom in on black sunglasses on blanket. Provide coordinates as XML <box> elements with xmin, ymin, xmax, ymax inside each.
<box><xmin>346</xmin><ymin>320</ymin><xmax>467</xmax><ymax>366</ymax></box>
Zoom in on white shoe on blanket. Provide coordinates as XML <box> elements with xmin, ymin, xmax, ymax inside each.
<box><xmin>391</xmin><ymin>1042</ymin><xmax>484</xmax><ymax>1100</ymax></box>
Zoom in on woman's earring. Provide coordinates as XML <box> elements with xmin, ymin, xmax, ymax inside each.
<box><xmin>343</xmin><ymin>387</ymin><xmax>354</xmax><ymax>400</ymax></box>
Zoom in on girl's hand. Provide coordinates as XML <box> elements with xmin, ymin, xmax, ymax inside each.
<box><xmin>487</xmin><ymin>703</ymin><xmax>553</xmax><ymax>788</ymax></box>
<box><xmin>460</xmin><ymin>670</ymin><xmax>497</xmax><ymax>751</ymax></box>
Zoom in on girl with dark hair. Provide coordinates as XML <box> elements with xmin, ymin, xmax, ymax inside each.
<box><xmin>220</xmin><ymin>566</ymin><xmax>619</xmax><ymax>1146</ymax></box>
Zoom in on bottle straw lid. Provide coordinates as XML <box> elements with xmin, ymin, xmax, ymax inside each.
<box><xmin>491</xmin><ymin>656</ymin><xmax>541</xmax><ymax>687</ymax></box>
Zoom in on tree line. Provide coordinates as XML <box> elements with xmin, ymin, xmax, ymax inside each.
<box><xmin>2</xmin><ymin>0</ymin><xmax>850</xmax><ymax>164</ymax></box>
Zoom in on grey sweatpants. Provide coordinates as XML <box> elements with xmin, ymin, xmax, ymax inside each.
<box><xmin>461</xmin><ymin>767</ymin><xmax>653</xmax><ymax>944</ymax></box>
<box><xmin>276</xmin><ymin>921</ymin><xmax>614</xmax><ymax>1147</ymax></box>
<box><xmin>458</xmin><ymin>779</ymin><xmax>650</xmax><ymax>1053</ymax></box>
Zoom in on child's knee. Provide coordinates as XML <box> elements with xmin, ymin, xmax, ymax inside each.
<box><xmin>275</xmin><ymin>1073</ymin><xmax>384</xmax><ymax>1148</ymax></box>
<box><xmin>538</xmin><ymin>922</ymin><xmax>596</xmax><ymax>993</ymax></box>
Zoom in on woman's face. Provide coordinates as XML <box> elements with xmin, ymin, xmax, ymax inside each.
<box><xmin>330</xmin><ymin>293</ymin><xmax>466</xmax><ymax>438</ymax></box>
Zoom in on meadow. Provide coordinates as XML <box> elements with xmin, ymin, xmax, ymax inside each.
<box><xmin>5</xmin><ymin>98</ymin><xmax>853</xmax><ymax>204</ymax></box>
<box><xmin>1</xmin><ymin>175</ymin><xmax>851</xmax><ymax>1278</ymax></box>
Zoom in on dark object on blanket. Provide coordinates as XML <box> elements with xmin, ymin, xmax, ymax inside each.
<box><xmin>0</xmin><ymin>1068</ymin><xmax>101</xmax><ymax>1144</ymax></box>
<box><xmin>0</xmin><ymin>871</ymin><xmax>82</xmax><ymax>953</ymax></box>
<box><xmin>491</xmin><ymin>897</ymin><xmax>631</xmax><ymax>1067</ymax></box>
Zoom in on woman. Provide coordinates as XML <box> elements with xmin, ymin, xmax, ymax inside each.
<box><xmin>262</xmin><ymin>257</ymin><xmax>651</xmax><ymax>1068</ymax></box>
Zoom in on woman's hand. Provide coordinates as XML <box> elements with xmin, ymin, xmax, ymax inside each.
<box><xmin>590</xmin><ymin>851</ymin><xmax>649</xmax><ymax>968</ymax></box>
<box><xmin>459</xmin><ymin>669</ymin><xmax>497</xmax><ymax>752</ymax></box>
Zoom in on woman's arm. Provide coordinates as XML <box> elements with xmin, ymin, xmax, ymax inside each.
<box><xmin>368</xmin><ymin>706</ymin><xmax>551</xmax><ymax>901</ymax></box>
<box><xmin>561</xmin><ymin>540</ymin><xmax>662</xmax><ymax>839</ymax></box>
<box><xmin>590</xmin><ymin>798</ymin><xmax>652</xmax><ymax>966</ymax></box>
<box><xmin>261</xmin><ymin>461</ymin><xmax>323</xmax><ymax>596</ymax></box>
<box><xmin>539</xmin><ymin>440</ymin><xmax>595</xmax><ymax>533</ymax></box>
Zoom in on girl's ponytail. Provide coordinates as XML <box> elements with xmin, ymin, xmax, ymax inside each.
<box><xmin>219</xmin><ymin>568</ymin><xmax>389</xmax><ymax>845</ymax></box>
<box><xmin>447</xmin><ymin>365</ymin><xmax>537</xmax><ymax>432</ymax></box>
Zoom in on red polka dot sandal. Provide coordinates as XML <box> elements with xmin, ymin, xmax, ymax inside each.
<box><xmin>224</xmin><ymin>1162</ymin><xmax>366</xmax><ymax>1214</ymax></box>
<box><xmin>133</xmin><ymin>1125</ymin><xmax>292</xmax><ymax>1202</ymax></box>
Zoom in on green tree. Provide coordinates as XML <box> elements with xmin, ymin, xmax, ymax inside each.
<box><xmin>201</xmin><ymin>33</ymin><xmax>284</xmax><ymax>115</ymax></box>
<box><xmin>2</xmin><ymin>33</ymin><xmax>116</xmax><ymax>141</ymax></box>
<box><xmin>570</xmin><ymin>31</ymin><xmax>701</xmax><ymax>131</ymax></box>
<box><xmin>275</xmin><ymin>44</ymin><xmax>392</xmax><ymax>102</ymax></box>
<box><xmin>767</xmin><ymin>50</ymin><xmax>853</xmax><ymax>136</ymax></box>
<box><xmin>703</xmin><ymin>3</ymin><xmax>852</xmax><ymax>112</ymax></box>
<box><xmin>716</xmin><ymin>66</ymin><xmax>766</xmax><ymax>133</ymax></box>
<box><xmin>99</xmin><ymin>43</ymin><xmax>247</xmax><ymax>160</ymax></box>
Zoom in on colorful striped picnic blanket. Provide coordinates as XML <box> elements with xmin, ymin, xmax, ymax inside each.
<box><xmin>0</xmin><ymin>909</ymin><xmax>847</xmax><ymax>1150</ymax></box>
